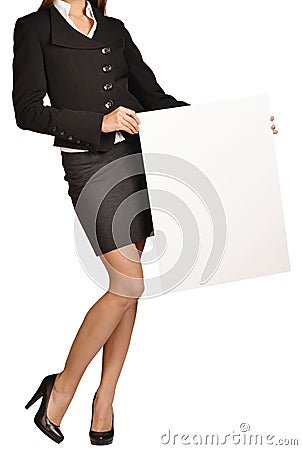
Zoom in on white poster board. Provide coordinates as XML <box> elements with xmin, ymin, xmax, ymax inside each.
<box><xmin>137</xmin><ymin>94</ymin><xmax>290</xmax><ymax>294</ymax></box>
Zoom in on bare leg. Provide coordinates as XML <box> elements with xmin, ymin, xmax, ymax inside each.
<box><xmin>91</xmin><ymin>239</ymin><xmax>147</xmax><ymax>431</ymax></box>
<box><xmin>46</xmin><ymin>240</ymin><xmax>146</xmax><ymax>427</ymax></box>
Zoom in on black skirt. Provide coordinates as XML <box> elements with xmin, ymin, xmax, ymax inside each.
<box><xmin>61</xmin><ymin>139</ymin><xmax>155</xmax><ymax>256</ymax></box>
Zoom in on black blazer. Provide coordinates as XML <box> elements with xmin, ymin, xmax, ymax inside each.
<box><xmin>12</xmin><ymin>3</ymin><xmax>190</xmax><ymax>154</ymax></box>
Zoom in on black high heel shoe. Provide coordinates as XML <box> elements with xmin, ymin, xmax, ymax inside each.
<box><xmin>25</xmin><ymin>373</ymin><xmax>64</xmax><ymax>444</ymax></box>
<box><xmin>89</xmin><ymin>391</ymin><xmax>114</xmax><ymax>445</ymax></box>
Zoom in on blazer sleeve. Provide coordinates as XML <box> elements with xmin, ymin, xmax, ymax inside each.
<box><xmin>120</xmin><ymin>20</ymin><xmax>191</xmax><ymax>111</ymax></box>
<box><xmin>12</xmin><ymin>17</ymin><xmax>105</xmax><ymax>149</ymax></box>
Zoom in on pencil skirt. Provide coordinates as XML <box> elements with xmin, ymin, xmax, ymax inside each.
<box><xmin>61</xmin><ymin>139</ymin><xmax>155</xmax><ymax>256</ymax></box>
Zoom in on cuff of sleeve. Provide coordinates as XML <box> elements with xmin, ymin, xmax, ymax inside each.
<box><xmin>53</xmin><ymin>108</ymin><xmax>104</xmax><ymax>149</ymax></box>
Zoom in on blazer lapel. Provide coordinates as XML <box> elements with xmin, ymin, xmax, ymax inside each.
<box><xmin>49</xmin><ymin>4</ymin><xmax>116</xmax><ymax>49</ymax></box>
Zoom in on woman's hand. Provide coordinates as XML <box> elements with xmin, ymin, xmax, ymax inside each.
<box><xmin>270</xmin><ymin>115</ymin><xmax>278</xmax><ymax>134</ymax></box>
<box><xmin>101</xmin><ymin>106</ymin><xmax>141</xmax><ymax>134</ymax></box>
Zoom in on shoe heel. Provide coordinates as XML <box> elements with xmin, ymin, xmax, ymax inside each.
<box><xmin>25</xmin><ymin>381</ymin><xmax>44</xmax><ymax>409</ymax></box>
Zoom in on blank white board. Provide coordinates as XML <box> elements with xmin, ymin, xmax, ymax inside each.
<box><xmin>137</xmin><ymin>94</ymin><xmax>290</xmax><ymax>295</ymax></box>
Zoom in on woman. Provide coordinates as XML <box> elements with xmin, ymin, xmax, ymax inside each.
<box><xmin>12</xmin><ymin>0</ymin><xmax>278</xmax><ymax>446</ymax></box>
<box><xmin>12</xmin><ymin>0</ymin><xmax>191</xmax><ymax>445</ymax></box>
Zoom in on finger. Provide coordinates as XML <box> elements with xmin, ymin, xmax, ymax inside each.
<box><xmin>271</xmin><ymin>124</ymin><xmax>275</xmax><ymax>129</ymax></box>
<box><xmin>115</xmin><ymin>109</ymin><xmax>139</xmax><ymax>131</ymax></box>
<box><xmin>123</xmin><ymin>114</ymin><xmax>140</xmax><ymax>132</ymax></box>
<box><xmin>120</xmin><ymin>118</ymin><xmax>138</xmax><ymax>134</ymax></box>
<box><xmin>123</xmin><ymin>107</ymin><xmax>141</xmax><ymax>124</ymax></box>
<box><xmin>118</xmin><ymin>122</ymin><xmax>136</xmax><ymax>134</ymax></box>
<box><xmin>273</xmin><ymin>129</ymin><xmax>278</xmax><ymax>134</ymax></box>
<box><xmin>270</xmin><ymin>115</ymin><xmax>274</xmax><ymax>121</ymax></box>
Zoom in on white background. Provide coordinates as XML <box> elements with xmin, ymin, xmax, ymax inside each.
<box><xmin>1</xmin><ymin>0</ymin><xmax>301</xmax><ymax>448</ymax></box>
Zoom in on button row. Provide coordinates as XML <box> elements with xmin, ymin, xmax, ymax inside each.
<box><xmin>101</xmin><ymin>43</ymin><xmax>114</xmax><ymax>110</ymax></box>
<box><xmin>51</xmin><ymin>126</ymin><xmax>90</xmax><ymax>147</ymax></box>
<box><xmin>103</xmin><ymin>80</ymin><xmax>113</xmax><ymax>108</ymax></box>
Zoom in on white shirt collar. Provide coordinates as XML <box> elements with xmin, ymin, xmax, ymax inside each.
<box><xmin>53</xmin><ymin>0</ymin><xmax>97</xmax><ymax>38</ymax></box>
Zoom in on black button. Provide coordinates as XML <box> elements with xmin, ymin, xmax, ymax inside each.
<box><xmin>103</xmin><ymin>82</ymin><xmax>113</xmax><ymax>91</ymax></box>
<box><xmin>104</xmin><ymin>100</ymin><xmax>114</xmax><ymax>109</ymax></box>
<box><xmin>102</xmin><ymin>64</ymin><xmax>112</xmax><ymax>72</ymax></box>
<box><xmin>101</xmin><ymin>46</ymin><xmax>112</xmax><ymax>55</ymax></box>
<box><xmin>59</xmin><ymin>130</ymin><xmax>65</xmax><ymax>137</ymax></box>
<box><xmin>67</xmin><ymin>135</ymin><xmax>74</xmax><ymax>141</ymax></box>
<box><xmin>76</xmin><ymin>139</ymin><xmax>81</xmax><ymax>144</ymax></box>
<box><xmin>52</xmin><ymin>126</ymin><xmax>58</xmax><ymax>133</ymax></box>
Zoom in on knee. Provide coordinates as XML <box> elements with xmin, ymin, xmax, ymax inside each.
<box><xmin>110</xmin><ymin>277</ymin><xmax>145</xmax><ymax>306</ymax></box>
<box><xmin>126</xmin><ymin>277</ymin><xmax>145</xmax><ymax>299</ymax></box>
